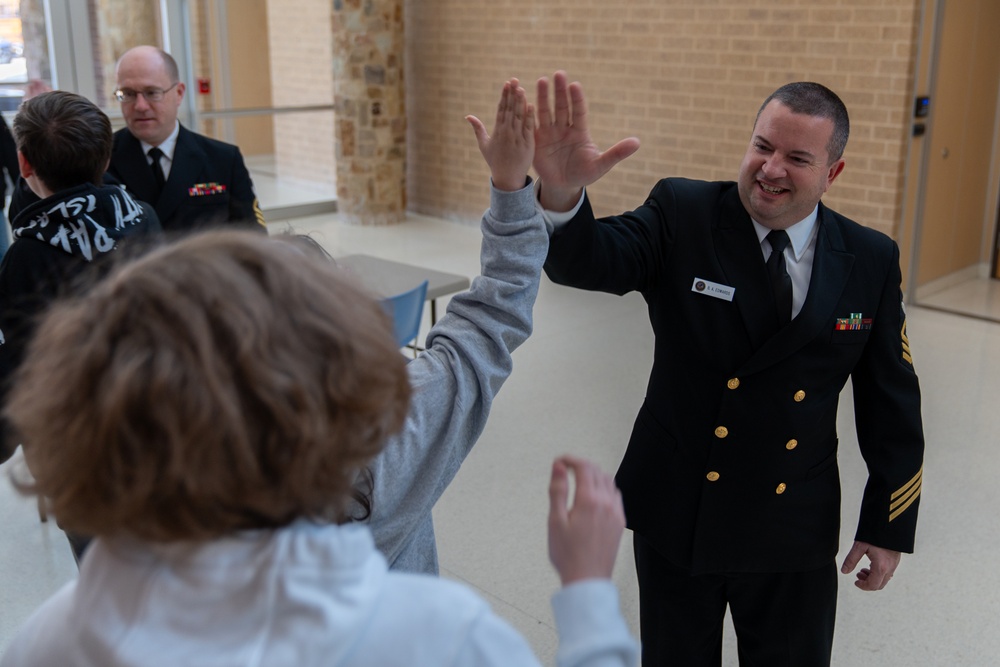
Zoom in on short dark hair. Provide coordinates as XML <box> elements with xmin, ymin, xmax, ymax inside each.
<box><xmin>756</xmin><ymin>82</ymin><xmax>850</xmax><ymax>163</ymax></box>
<box><xmin>13</xmin><ymin>91</ymin><xmax>112</xmax><ymax>192</ymax></box>
<box><xmin>7</xmin><ymin>231</ymin><xmax>412</xmax><ymax>541</ymax></box>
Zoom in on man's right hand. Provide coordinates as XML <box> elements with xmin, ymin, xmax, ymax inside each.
<box><xmin>533</xmin><ymin>71</ymin><xmax>640</xmax><ymax>212</ymax></box>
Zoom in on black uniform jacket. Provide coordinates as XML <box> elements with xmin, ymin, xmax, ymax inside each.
<box><xmin>544</xmin><ymin>178</ymin><xmax>924</xmax><ymax>575</ymax></box>
<box><xmin>108</xmin><ymin>125</ymin><xmax>266</xmax><ymax>233</ymax></box>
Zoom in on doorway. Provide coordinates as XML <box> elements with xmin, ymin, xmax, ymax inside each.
<box><xmin>910</xmin><ymin>0</ymin><xmax>1000</xmax><ymax>322</ymax></box>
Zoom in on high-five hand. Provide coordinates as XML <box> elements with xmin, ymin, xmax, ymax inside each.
<box><xmin>467</xmin><ymin>78</ymin><xmax>535</xmax><ymax>193</ymax></box>
<box><xmin>533</xmin><ymin>71</ymin><xmax>640</xmax><ymax>212</ymax></box>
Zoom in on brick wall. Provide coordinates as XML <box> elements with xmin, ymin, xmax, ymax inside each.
<box><xmin>405</xmin><ymin>0</ymin><xmax>921</xmax><ymax>238</ymax></box>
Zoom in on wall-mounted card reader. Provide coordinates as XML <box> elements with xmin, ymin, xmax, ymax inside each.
<box><xmin>915</xmin><ymin>96</ymin><xmax>930</xmax><ymax>117</ymax></box>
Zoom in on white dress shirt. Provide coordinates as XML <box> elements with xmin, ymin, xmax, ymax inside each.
<box><xmin>140</xmin><ymin>121</ymin><xmax>181</xmax><ymax>180</ymax></box>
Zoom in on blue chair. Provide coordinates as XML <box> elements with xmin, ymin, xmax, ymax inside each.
<box><xmin>381</xmin><ymin>280</ymin><xmax>429</xmax><ymax>355</ymax></box>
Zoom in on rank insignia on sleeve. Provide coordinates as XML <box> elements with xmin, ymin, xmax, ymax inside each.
<box><xmin>889</xmin><ymin>466</ymin><xmax>922</xmax><ymax>522</ymax></box>
<box><xmin>253</xmin><ymin>198</ymin><xmax>266</xmax><ymax>227</ymax></box>
<box><xmin>901</xmin><ymin>320</ymin><xmax>913</xmax><ymax>365</ymax></box>
<box><xmin>834</xmin><ymin>312</ymin><xmax>872</xmax><ymax>331</ymax></box>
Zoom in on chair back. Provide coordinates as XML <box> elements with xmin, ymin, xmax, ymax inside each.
<box><xmin>382</xmin><ymin>279</ymin><xmax>429</xmax><ymax>349</ymax></box>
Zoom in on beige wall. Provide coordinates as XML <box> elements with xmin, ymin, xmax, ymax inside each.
<box><xmin>224</xmin><ymin>0</ymin><xmax>274</xmax><ymax>156</ymax></box>
<box><xmin>268</xmin><ymin>0</ymin><xmax>335</xmax><ymax>188</ymax></box>
<box><xmin>405</xmin><ymin>0</ymin><xmax>922</xmax><ymax>238</ymax></box>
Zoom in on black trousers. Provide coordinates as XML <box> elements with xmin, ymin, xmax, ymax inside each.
<box><xmin>633</xmin><ymin>533</ymin><xmax>837</xmax><ymax>667</ymax></box>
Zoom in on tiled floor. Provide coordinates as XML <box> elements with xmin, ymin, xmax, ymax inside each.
<box><xmin>2</xmin><ymin>210</ymin><xmax>1000</xmax><ymax>665</ymax></box>
<box><xmin>248</xmin><ymin>156</ymin><xmax>339</xmax><ymax>220</ymax></box>
<box><xmin>917</xmin><ymin>274</ymin><xmax>1000</xmax><ymax>323</ymax></box>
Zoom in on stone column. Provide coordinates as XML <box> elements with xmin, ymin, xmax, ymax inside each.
<box><xmin>331</xmin><ymin>0</ymin><xmax>405</xmax><ymax>225</ymax></box>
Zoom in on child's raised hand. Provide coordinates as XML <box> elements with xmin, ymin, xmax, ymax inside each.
<box><xmin>466</xmin><ymin>78</ymin><xmax>535</xmax><ymax>192</ymax></box>
<box><xmin>548</xmin><ymin>455</ymin><xmax>625</xmax><ymax>585</ymax></box>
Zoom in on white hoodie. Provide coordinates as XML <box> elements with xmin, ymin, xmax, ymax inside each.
<box><xmin>0</xmin><ymin>522</ymin><xmax>637</xmax><ymax>667</ymax></box>
<box><xmin>0</xmin><ymin>183</ymin><xmax>639</xmax><ymax>665</ymax></box>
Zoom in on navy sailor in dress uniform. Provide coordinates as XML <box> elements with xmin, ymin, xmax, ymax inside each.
<box><xmin>110</xmin><ymin>45</ymin><xmax>266</xmax><ymax>234</ymax></box>
<box><xmin>534</xmin><ymin>71</ymin><xmax>924</xmax><ymax>666</ymax></box>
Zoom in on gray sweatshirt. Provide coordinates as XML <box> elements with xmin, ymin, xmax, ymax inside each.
<box><xmin>367</xmin><ymin>180</ymin><xmax>546</xmax><ymax>574</ymax></box>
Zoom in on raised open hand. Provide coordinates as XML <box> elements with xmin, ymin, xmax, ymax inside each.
<box><xmin>466</xmin><ymin>78</ymin><xmax>535</xmax><ymax>193</ymax></box>
<box><xmin>533</xmin><ymin>71</ymin><xmax>640</xmax><ymax>211</ymax></box>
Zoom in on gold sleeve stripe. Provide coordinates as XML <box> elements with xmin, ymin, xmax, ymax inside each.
<box><xmin>889</xmin><ymin>480</ymin><xmax>921</xmax><ymax>522</ymax></box>
<box><xmin>889</xmin><ymin>467</ymin><xmax>922</xmax><ymax>522</ymax></box>
<box><xmin>891</xmin><ymin>467</ymin><xmax>922</xmax><ymax>500</ymax></box>
<box><xmin>253</xmin><ymin>199</ymin><xmax>266</xmax><ymax>227</ymax></box>
<box><xmin>890</xmin><ymin>479</ymin><xmax>920</xmax><ymax>512</ymax></box>
<box><xmin>901</xmin><ymin>321</ymin><xmax>913</xmax><ymax>364</ymax></box>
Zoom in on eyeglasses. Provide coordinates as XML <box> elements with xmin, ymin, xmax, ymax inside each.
<box><xmin>114</xmin><ymin>82</ymin><xmax>179</xmax><ymax>103</ymax></box>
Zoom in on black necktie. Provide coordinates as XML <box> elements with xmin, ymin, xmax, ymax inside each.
<box><xmin>766</xmin><ymin>229</ymin><xmax>792</xmax><ymax>327</ymax></box>
<box><xmin>148</xmin><ymin>147</ymin><xmax>166</xmax><ymax>194</ymax></box>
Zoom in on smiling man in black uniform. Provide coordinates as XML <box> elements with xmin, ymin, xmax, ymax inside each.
<box><xmin>111</xmin><ymin>45</ymin><xmax>265</xmax><ymax>233</ymax></box>
<box><xmin>535</xmin><ymin>71</ymin><xmax>924</xmax><ymax>666</ymax></box>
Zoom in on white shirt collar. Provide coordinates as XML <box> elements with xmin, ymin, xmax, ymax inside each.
<box><xmin>140</xmin><ymin>121</ymin><xmax>181</xmax><ymax>161</ymax></box>
<box><xmin>750</xmin><ymin>205</ymin><xmax>819</xmax><ymax>260</ymax></box>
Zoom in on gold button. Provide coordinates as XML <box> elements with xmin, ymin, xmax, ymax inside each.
<box><xmin>776</xmin><ymin>483</ymin><xmax>787</xmax><ymax>494</ymax></box>
<box><xmin>793</xmin><ymin>390</ymin><xmax>806</xmax><ymax>402</ymax></box>
<box><xmin>714</xmin><ymin>426</ymin><xmax>729</xmax><ymax>439</ymax></box>
<box><xmin>785</xmin><ymin>439</ymin><xmax>798</xmax><ymax>450</ymax></box>
<box><xmin>727</xmin><ymin>378</ymin><xmax>740</xmax><ymax>390</ymax></box>
<box><xmin>707</xmin><ymin>471</ymin><xmax>720</xmax><ymax>482</ymax></box>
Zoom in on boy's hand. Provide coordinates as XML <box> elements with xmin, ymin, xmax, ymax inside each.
<box><xmin>548</xmin><ymin>455</ymin><xmax>625</xmax><ymax>586</ymax></box>
<box><xmin>466</xmin><ymin>78</ymin><xmax>535</xmax><ymax>192</ymax></box>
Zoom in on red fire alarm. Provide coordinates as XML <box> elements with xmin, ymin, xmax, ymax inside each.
<box><xmin>198</xmin><ymin>78</ymin><xmax>211</xmax><ymax>94</ymax></box>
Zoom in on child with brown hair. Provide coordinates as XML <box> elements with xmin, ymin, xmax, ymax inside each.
<box><xmin>1</xmin><ymin>80</ymin><xmax>637</xmax><ymax>666</ymax></box>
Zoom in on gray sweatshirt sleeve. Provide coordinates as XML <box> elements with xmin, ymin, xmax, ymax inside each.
<box><xmin>366</xmin><ymin>179</ymin><xmax>547</xmax><ymax>573</ymax></box>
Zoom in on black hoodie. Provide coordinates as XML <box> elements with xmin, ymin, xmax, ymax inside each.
<box><xmin>0</xmin><ymin>182</ymin><xmax>160</xmax><ymax>461</ymax></box>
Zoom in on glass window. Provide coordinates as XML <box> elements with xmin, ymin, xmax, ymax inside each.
<box><xmin>0</xmin><ymin>0</ymin><xmax>45</xmax><ymax>116</ymax></box>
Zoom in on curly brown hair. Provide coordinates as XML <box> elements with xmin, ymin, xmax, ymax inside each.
<box><xmin>5</xmin><ymin>230</ymin><xmax>411</xmax><ymax>541</ymax></box>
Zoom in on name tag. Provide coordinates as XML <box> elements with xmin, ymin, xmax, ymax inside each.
<box><xmin>691</xmin><ymin>277</ymin><xmax>735</xmax><ymax>302</ymax></box>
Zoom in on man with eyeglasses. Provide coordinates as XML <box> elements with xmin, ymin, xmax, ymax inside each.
<box><xmin>110</xmin><ymin>45</ymin><xmax>265</xmax><ymax>233</ymax></box>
